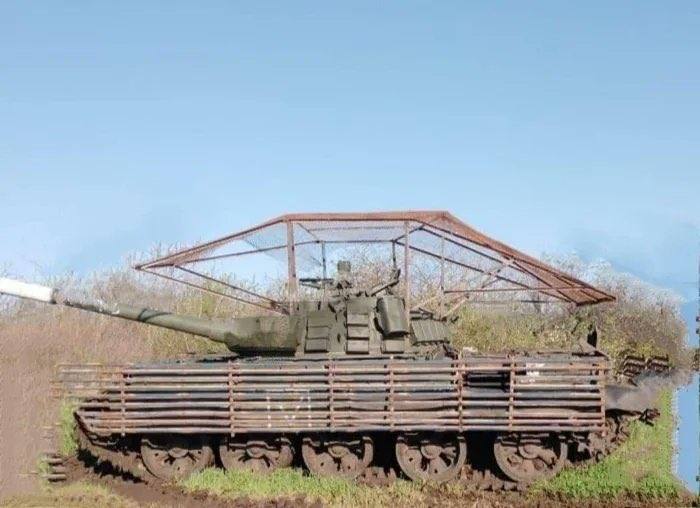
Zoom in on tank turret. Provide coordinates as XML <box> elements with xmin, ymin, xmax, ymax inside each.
<box><xmin>0</xmin><ymin>262</ymin><xmax>450</xmax><ymax>357</ymax></box>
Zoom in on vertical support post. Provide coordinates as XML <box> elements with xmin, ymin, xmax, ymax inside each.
<box><xmin>328</xmin><ymin>360</ymin><xmax>335</xmax><ymax>431</ymax></box>
<box><xmin>456</xmin><ymin>358</ymin><xmax>464</xmax><ymax>431</ymax></box>
<box><xmin>391</xmin><ymin>241</ymin><xmax>397</xmax><ymax>269</ymax></box>
<box><xmin>440</xmin><ymin>232</ymin><xmax>446</xmax><ymax>316</ymax></box>
<box><xmin>403</xmin><ymin>221</ymin><xmax>410</xmax><ymax>321</ymax></box>
<box><xmin>388</xmin><ymin>358</ymin><xmax>395</xmax><ymax>430</ymax></box>
<box><xmin>599</xmin><ymin>360</ymin><xmax>606</xmax><ymax>427</ymax></box>
<box><xmin>286</xmin><ymin>221</ymin><xmax>298</xmax><ymax>303</ymax></box>
<box><xmin>321</xmin><ymin>241</ymin><xmax>328</xmax><ymax>301</ymax></box>
<box><xmin>228</xmin><ymin>359</ymin><xmax>235</xmax><ymax>437</ymax></box>
<box><xmin>119</xmin><ymin>371</ymin><xmax>126</xmax><ymax>437</ymax></box>
<box><xmin>508</xmin><ymin>356</ymin><xmax>515</xmax><ymax>431</ymax></box>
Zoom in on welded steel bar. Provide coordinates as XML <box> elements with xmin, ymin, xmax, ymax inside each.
<box><xmin>404</xmin><ymin>220</ymin><xmax>410</xmax><ymax>320</ymax></box>
<box><xmin>142</xmin><ymin>268</ymin><xmax>286</xmax><ymax>314</ymax></box>
<box><xmin>286</xmin><ymin>220</ymin><xmax>298</xmax><ymax>302</ymax></box>
<box><xmin>175</xmin><ymin>266</ymin><xmax>280</xmax><ymax>305</ymax></box>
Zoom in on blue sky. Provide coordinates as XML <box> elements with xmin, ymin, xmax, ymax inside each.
<box><xmin>1</xmin><ymin>1</ymin><xmax>699</xmax><ymax>489</ymax></box>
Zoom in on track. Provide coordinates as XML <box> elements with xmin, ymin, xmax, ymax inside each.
<box><xmin>66</xmin><ymin>413</ymin><xmax>639</xmax><ymax>494</ymax></box>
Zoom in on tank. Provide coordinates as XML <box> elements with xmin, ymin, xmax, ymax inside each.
<box><xmin>0</xmin><ymin>212</ymin><xmax>664</xmax><ymax>489</ymax></box>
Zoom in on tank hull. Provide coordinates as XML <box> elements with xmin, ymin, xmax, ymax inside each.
<box><xmin>52</xmin><ymin>351</ymin><xmax>620</xmax><ymax>487</ymax></box>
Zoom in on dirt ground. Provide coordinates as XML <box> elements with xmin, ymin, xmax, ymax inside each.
<box><xmin>4</xmin><ymin>458</ymin><xmax>689</xmax><ymax>508</ymax></box>
<box><xmin>0</xmin><ymin>312</ymin><xmax>158</xmax><ymax>497</ymax></box>
<box><xmin>65</xmin><ymin>458</ymin><xmax>318</xmax><ymax>508</ymax></box>
<box><xmin>0</xmin><ymin>324</ymin><xmax>56</xmax><ymax>497</ymax></box>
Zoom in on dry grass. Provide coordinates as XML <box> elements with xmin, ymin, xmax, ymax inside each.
<box><xmin>0</xmin><ymin>309</ymin><xmax>154</xmax><ymax>496</ymax></box>
<box><xmin>0</xmin><ymin>267</ymin><xmax>228</xmax><ymax>497</ymax></box>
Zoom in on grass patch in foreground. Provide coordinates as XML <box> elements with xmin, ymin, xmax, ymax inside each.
<box><xmin>58</xmin><ymin>400</ymin><xmax>79</xmax><ymax>457</ymax></box>
<box><xmin>180</xmin><ymin>467</ymin><xmax>420</xmax><ymax>507</ymax></box>
<box><xmin>533</xmin><ymin>390</ymin><xmax>683</xmax><ymax>500</ymax></box>
<box><xmin>0</xmin><ymin>482</ymin><xmax>137</xmax><ymax>508</ymax></box>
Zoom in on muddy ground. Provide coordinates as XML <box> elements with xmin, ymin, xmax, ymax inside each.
<box><xmin>65</xmin><ymin>458</ymin><xmax>316</xmax><ymax>508</ymax></box>
<box><xmin>34</xmin><ymin>458</ymin><xmax>691</xmax><ymax>508</ymax></box>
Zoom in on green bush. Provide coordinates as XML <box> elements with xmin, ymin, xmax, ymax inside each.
<box><xmin>450</xmin><ymin>255</ymin><xmax>689</xmax><ymax>365</ymax></box>
<box><xmin>58</xmin><ymin>401</ymin><xmax>78</xmax><ymax>457</ymax></box>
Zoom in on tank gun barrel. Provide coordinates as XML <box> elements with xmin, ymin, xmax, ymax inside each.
<box><xmin>0</xmin><ymin>277</ymin><xmax>295</xmax><ymax>353</ymax></box>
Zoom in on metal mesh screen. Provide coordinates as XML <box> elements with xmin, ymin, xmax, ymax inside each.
<box><xmin>136</xmin><ymin>211</ymin><xmax>614</xmax><ymax>313</ymax></box>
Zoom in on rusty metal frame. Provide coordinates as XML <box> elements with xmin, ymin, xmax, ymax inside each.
<box><xmin>134</xmin><ymin>211</ymin><xmax>615</xmax><ymax>313</ymax></box>
<box><xmin>57</xmin><ymin>351</ymin><xmax>608</xmax><ymax>436</ymax></box>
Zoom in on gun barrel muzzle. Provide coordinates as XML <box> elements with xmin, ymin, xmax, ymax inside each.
<box><xmin>0</xmin><ymin>277</ymin><xmax>57</xmax><ymax>304</ymax></box>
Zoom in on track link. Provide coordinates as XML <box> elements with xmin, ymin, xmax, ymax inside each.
<box><xmin>76</xmin><ymin>428</ymin><xmax>152</xmax><ymax>482</ymax></box>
